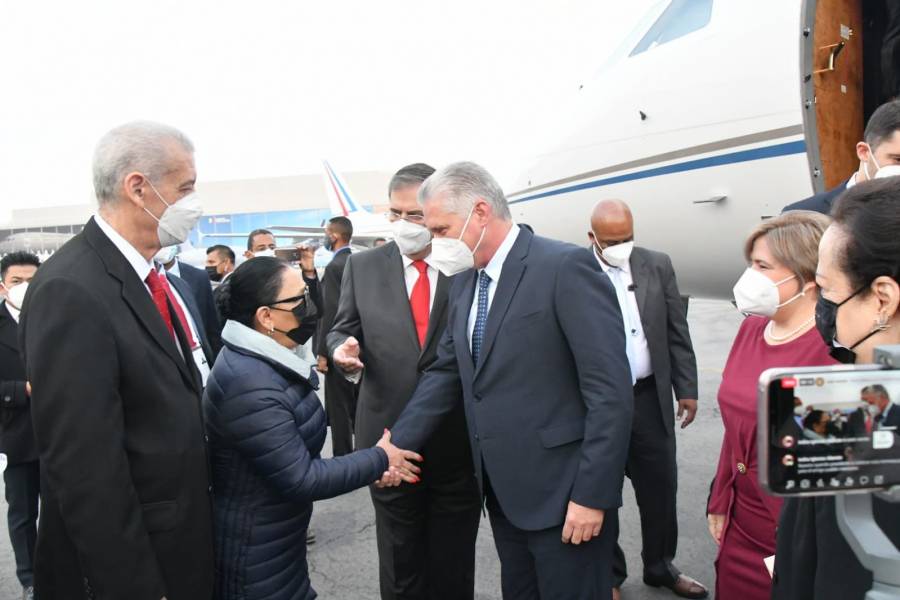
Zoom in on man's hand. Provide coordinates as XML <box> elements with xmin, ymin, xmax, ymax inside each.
<box><xmin>677</xmin><ymin>399</ymin><xmax>698</xmax><ymax>429</ymax></box>
<box><xmin>296</xmin><ymin>244</ymin><xmax>316</xmax><ymax>276</ymax></box>
<box><xmin>316</xmin><ymin>355</ymin><xmax>329</xmax><ymax>374</ymax></box>
<box><xmin>707</xmin><ymin>513</ymin><xmax>725</xmax><ymax>545</ymax></box>
<box><xmin>375</xmin><ymin>429</ymin><xmax>422</xmax><ymax>485</ymax></box>
<box><xmin>561</xmin><ymin>501</ymin><xmax>605</xmax><ymax>545</ymax></box>
<box><xmin>333</xmin><ymin>337</ymin><xmax>364</xmax><ymax>374</ymax></box>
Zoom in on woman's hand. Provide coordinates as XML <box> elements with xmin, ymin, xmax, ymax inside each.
<box><xmin>707</xmin><ymin>513</ymin><xmax>725</xmax><ymax>545</ymax></box>
<box><xmin>375</xmin><ymin>429</ymin><xmax>423</xmax><ymax>487</ymax></box>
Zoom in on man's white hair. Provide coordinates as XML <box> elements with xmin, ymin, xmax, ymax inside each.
<box><xmin>92</xmin><ymin>120</ymin><xmax>194</xmax><ymax>206</ymax></box>
<box><xmin>417</xmin><ymin>161</ymin><xmax>511</xmax><ymax>220</ymax></box>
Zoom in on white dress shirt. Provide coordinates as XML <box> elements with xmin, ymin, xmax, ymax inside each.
<box><xmin>594</xmin><ymin>247</ymin><xmax>653</xmax><ymax>381</ymax></box>
<box><xmin>401</xmin><ymin>253</ymin><xmax>438</xmax><ymax>311</ymax></box>
<box><xmin>467</xmin><ymin>224</ymin><xmax>521</xmax><ymax>347</ymax></box>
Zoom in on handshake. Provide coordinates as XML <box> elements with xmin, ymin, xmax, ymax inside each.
<box><xmin>374</xmin><ymin>429</ymin><xmax>423</xmax><ymax>488</ymax></box>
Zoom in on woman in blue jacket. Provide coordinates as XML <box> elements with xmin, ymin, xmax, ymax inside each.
<box><xmin>204</xmin><ymin>257</ymin><xmax>421</xmax><ymax>600</ymax></box>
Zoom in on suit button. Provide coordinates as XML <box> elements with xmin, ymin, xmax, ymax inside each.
<box><xmin>204</xmin><ymin>434</ymin><xmax>209</xmax><ymax>443</ymax></box>
<box><xmin>737</xmin><ymin>462</ymin><xmax>747</xmax><ymax>475</ymax></box>
<box><xmin>474</xmin><ymin>434</ymin><xmax>480</xmax><ymax>441</ymax></box>
<box><xmin>3</xmin><ymin>396</ymin><xmax>10</xmax><ymax>403</ymax></box>
<box><xmin>208</xmin><ymin>485</ymin><xmax>213</xmax><ymax>493</ymax></box>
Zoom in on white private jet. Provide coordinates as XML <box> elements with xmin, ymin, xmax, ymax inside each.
<box><xmin>507</xmin><ymin>0</ymin><xmax>873</xmax><ymax>299</ymax></box>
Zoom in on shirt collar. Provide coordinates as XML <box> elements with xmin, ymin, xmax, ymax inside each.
<box><xmin>592</xmin><ymin>245</ymin><xmax>630</xmax><ymax>274</ymax></box>
<box><xmin>94</xmin><ymin>214</ymin><xmax>154</xmax><ymax>284</ymax></box>
<box><xmin>167</xmin><ymin>260</ymin><xmax>181</xmax><ymax>278</ymax></box>
<box><xmin>846</xmin><ymin>172</ymin><xmax>859</xmax><ymax>190</ymax></box>
<box><xmin>481</xmin><ymin>224</ymin><xmax>520</xmax><ymax>282</ymax></box>
<box><xmin>401</xmin><ymin>250</ymin><xmax>435</xmax><ymax>270</ymax></box>
<box><xmin>3</xmin><ymin>300</ymin><xmax>20</xmax><ymax>323</ymax></box>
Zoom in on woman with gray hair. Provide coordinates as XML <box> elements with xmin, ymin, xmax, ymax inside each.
<box><xmin>707</xmin><ymin>211</ymin><xmax>837</xmax><ymax>600</ymax></box>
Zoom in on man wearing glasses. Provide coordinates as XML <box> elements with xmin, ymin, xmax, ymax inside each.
<box><xmin>327</xmin><ymin>164</ymin><xmax>481</xmax><ymax>600</ymax></box>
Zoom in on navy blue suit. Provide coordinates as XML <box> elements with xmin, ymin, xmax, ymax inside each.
<box><xmin>173</xmin><ymin>261</ymin><xmax>222</xmax><ymax>358</ymax></box>
<box><xmin>782</xmin><ymin>179</ymin><xmax>851</xmax><ymax>215</ymax></box>
<box><xmin>391</xmin><ymin>226</ymin><xmax>633</xmax><ymax>598</ymax></box>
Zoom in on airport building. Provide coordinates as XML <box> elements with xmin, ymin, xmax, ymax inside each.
<box><xmin>1</xmin><ymin>170</ymin><xmax>393</xmax><ymax>256</ymax></box>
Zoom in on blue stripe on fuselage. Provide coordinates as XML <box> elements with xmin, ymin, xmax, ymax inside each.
<box><xmin>508</xmin><ymin>140</ymin><xmax>807</xmax><ymax>204</ymax></box>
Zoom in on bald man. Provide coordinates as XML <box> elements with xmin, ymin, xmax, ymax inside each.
<box><xmin>588</xmin><ymin>200</ymin><xmax>707</xmax><ymax>600</ymax></box>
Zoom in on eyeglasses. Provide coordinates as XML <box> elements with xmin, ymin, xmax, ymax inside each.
<box><xmin>385</xmin><ymin>210</ymin><xmax>426</xmax><ymax>224</ymax></box>
<box><xmin>268</xmin><ymin>288</ymin><xmax>310</xmax><ymax>312</ymax></box>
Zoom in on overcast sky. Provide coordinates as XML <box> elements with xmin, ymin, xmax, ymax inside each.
<box><xmin>0</xmin><ymin>0</ymin><xmax>658</xmax><ymax>221</ymax></box>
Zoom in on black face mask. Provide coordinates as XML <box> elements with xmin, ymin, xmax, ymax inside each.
<box><xmin>323</xmin><ymin>235</ymin><xmax>335</xmax><ymax>252</ymax></box>
<box><xmin>206</xmin><ymin>265</ymin><xmax>223</xmax><ymax>282</ymax></box>
<box><xmin>815</xmin><ymin>285</ymin><xmax>879</xmax><ymax>364</ymax></box>
<box><xmin>269</xmin><ymin>290</ymin><xmax>319</xmax><ymax>345</ymax></box>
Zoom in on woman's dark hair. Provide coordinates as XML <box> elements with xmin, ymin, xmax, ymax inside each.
<box><xmin>831</xmin><ymin>177</ymin><xmax>900</xmax><ymax>293</ymax></box>
<box><xmin>216</xmin><ymin>257</ymin><xmax>288</xmax><ymax>327</ymax></box>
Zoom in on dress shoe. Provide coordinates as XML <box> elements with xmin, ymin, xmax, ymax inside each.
<box><xmin>644</xmin><ymin>574</ymin><xmax>709</xmax><ymax>599</ymax></box>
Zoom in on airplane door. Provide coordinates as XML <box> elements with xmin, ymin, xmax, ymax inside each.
<box><xmin>805</xmin><ymin>0</ymin><xmax>864</xmax><ymax>190</ymax></box>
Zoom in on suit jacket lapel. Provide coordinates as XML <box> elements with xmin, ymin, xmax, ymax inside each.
<box><xmin>384</xmin><ymin>244</ymin><xmax>422</xmax><ymax>352</ymax></box>
<box><xmin>84</xmin><ymin>218</ymin><xmax>198</xmax><ymax>391</ymax></box>
<box><xmin>474</xmin><ymin>228</ymin><xmax>529</xmax><ymax>379</ymax></box>
<box><xmin>419</xmin><ymin>273</ymin><xmax>449</xmax><ymax>363</ymax></box>
<box><xmin>630</xmin><ymin>249</ymin><xmax>650</xmax><ymax>320</ymax></box>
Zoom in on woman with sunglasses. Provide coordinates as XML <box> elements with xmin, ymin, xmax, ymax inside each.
<box><xmin>203</xmin><ymin>257</ymin><xmax>422</xmax><ymax>600</ymax></box>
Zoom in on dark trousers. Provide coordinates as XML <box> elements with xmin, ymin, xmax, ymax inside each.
<box><xmin>371</xmin><ymin>465</ymin><xmax>481</xmax><ymax>600</ymax></box>
<box><xmin>487</xmin><ymin>486</ymin><xmax>618</xmax><ymax>600</ymax></box>
<box><xmin>612</xmin><ymin>377</ymin><xmax>680</xmax><ymax>587</ymax></box>
<box><xmin>5</xmin><ymin>460</ymin><xmax>40</xmax><ymax>588</ymax></box>
<box><xmin>324</xmin><ymin>370</ymin><xmax>357</xmax><ymax>456</ymax></box>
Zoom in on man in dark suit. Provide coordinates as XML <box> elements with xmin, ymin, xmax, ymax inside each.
<box><xmin>317</xmin><ymin>216</ymin><xmax>357</xmax><ymax>456</ymax></box>
<box><xmin>588</xmin><ymin>200</ymin><xmax>707</xmax><ymax>599</ymax></box>
<box><xmin>0</xmin><ymin>252</ymin><xmax>41</xmax><ymax>600</ymax></box>
<box><xmin>389</xmin><ymin>162</ymin><xmax>633</xmax><ymax>599</ymax></box>
<box><xmin>158</xmin><ymin>248</ymin><xmax>222</xmax><ymax>358</ymax></box>
<box><xmin>783</xmin><ymin>99</ymin><xmax>900</xmax><ymax>214</ymax></box>
<box><xmin>861</xmin><ymin>384</ymin><xmax>900</xmax><ymax>430</ymax></box>
<box><xmin>327</xmin><ymin>164</ymin><xmax>481</xmax><ymax>599</ymax></box>
<box><xmin>19</xmin><ymin>121</ymin><xmax>213</xmax><ymax>600</ymax></box>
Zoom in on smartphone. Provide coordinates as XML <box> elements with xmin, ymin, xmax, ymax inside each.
<box><xmin>274</xmin><ymin>247</ymin><xmax>301</xmax><ymax>263</ymax></box>
<box><xmin>759</xmin><ymin>365</ymin><xmax>900</xmax><ymax>496</ymax></box>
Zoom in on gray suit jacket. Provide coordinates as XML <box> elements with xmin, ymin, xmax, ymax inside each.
<box><xmin>391</xmin><ymin>227</ymin><xmax>633</xmax><ymax>531</ymax></box>
<box><xmin>627</xmin><ymin>247</ymin><xmax>698</xmax><ymax>434</ymax></box>
<box><xmin>326</xmin><ymin>242</ymin><xmax>471</xmax><ymax>470</ymax></box>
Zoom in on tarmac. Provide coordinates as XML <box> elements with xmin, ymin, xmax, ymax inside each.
<box><xmin>0</xmin><ymin>298</ymin><xmax>744</xmax><ymax>600</ymax></box>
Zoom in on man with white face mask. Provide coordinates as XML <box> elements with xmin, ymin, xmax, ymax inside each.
<box><xmin>18</xmin><ymin>121</ymin><xmax>214</xmax><ymax>600</ymax></box>
<box><xmin>327</xmin><ymin>164</ymin><xmax>480</xmax><ymax>599</ymax></box>
<box><xmin>0</xmin><ymin>252</ymin><xmax>40</xmax><ymax>600</ymax></box>
<box><xmin>588</xmin><ymin>200</ymin><xmax>706</xmax><ymax>600</ymax></box>
<box><xmin>388</xmin><ymin>162</ymin><xmax>633</xmax><ymax>600</ymax></box>
<box><xmin>784</xmin><ymin>99</ymin><xmax>900</xmax><ymax>214</ymax></box>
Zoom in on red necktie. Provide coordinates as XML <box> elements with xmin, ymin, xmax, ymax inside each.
<box><xmin>410</xmin><ymin>260</ymin><xmax>430</xmax><ymax>347</ymax></box>
<box><xmin>145</xmin><ymin>270</ymin><xmax>197</xmax><ymax>349</ymax></box>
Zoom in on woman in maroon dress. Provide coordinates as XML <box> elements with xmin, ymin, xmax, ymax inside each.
<box><xmin>707</xmin><ymin>211</ymin><xmax>835</xmax><ymax>600</ymax></box>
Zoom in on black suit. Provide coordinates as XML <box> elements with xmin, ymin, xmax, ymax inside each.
<box><xmin>317</xmin><ymin>246</ymin><xmax>357</xmax><ymax>456</ymax></box>
<box><xmin>326</xmin><ymin>242</ymin><xmax>480</xmax><ymax>599</ymax></box>
<box><xmin>391</xmin><ymin>226</ymin><xmax>633</xmax><ymax>599</ymax></box>
<box><xmin>0</xmin><ymin>302</ymin><xmax>40</xmax><ymax>589</ymax></box>
<box><xmin>172</xmin><ymin>261</ymin><xmax>221</xmax><ymax>358</ymax></box>
<box><xmin>19</xmin><ymin>217</ymin><xmax>214</xmax><ymax>600</ymax></box>
<box><xmin>607</xmin><ymin>247</ymin><xmax>698</xmax><ymax>587</ymax></box>
<box><xmin>782</xmin><ymin>179</ymin><xmax>850</xmax><ymax>214</ymax></box>
<box><xmin>878</xmin><ymin>403</ymin><xmax>900</xmax><ymax>429</ymax></box>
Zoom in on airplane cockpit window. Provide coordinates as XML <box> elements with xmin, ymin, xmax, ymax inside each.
<box><xmin>629</xmin><ymin>0</ymin><xmax>713</xmax><ymax>57</ymax></box>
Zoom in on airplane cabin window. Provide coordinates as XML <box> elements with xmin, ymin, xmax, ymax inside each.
<box><xmin>629</xmin><ymin>0</ymin><xmax>714</xmax><ymax>57</ymax></box>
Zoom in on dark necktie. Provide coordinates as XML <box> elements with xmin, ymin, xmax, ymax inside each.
<box><xmin>472</xmin><ymin>270</ymin><xmax>491</xmax><ymax>364</ymax></box>
<box><xmin>409</xmin><ymin>260</ymin><xmax>430</xmax><ymax>347</ymax></box>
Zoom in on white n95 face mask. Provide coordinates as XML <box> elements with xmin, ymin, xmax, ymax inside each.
<box><xmin>5</xmin><ymin>282</ymin><xmax>28</xmax><ymax>311</ymax></box>
<box><xmin>601</xmin><ymin>241</ymin><xmax>634</xmax><ymax>269</ymax></box>
<box><xmin>391</xmin><ymin>218</ymin><xmax>432</xmax><ymax>256</ymax></box>
<box><xmin>253</xmin><ymin>249</ymin><xmax>276</xmax><ymax>258</ymax></box>
<box><xmin>732</xmin><ymin>268</ymin><xmax>802</xmax><ymax>317</ymax></box>
<box><xmin>154</xmin><ymin>245</ymin><xmax>179</xmax><ymax>265</ymax></box>
<box><xmin>428</xmin><ymin>205</ymin><xmax>486</xmax><ymax>277</ymax></box>
<box><xmin>874</xmin><ymin>165</ymin><xmax>900</xmax><ymax>180</ymax></box>
<box><xmin>143</xmin><ymin>179</ymin><xmax>203</xmax><ymax>247</ymax></box>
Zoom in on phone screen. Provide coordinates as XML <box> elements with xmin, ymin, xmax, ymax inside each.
<box><xmin>763</xmin><ymin>367</ymin><xmax>900</xmax><ymax>495</ymax></box>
